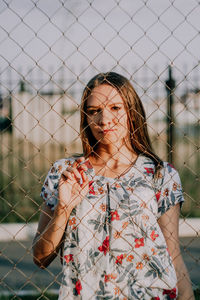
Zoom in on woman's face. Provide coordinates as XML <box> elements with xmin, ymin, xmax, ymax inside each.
<box><xmin>86</xmin><ymin>84</ymin><xmax>129</xmax><ymax>146</ymax></box>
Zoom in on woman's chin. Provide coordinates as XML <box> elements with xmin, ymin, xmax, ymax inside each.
<box><xmin>98</xmin><ymin>136</ymin><xmax>124</xmax><ymax>147</ymax></box>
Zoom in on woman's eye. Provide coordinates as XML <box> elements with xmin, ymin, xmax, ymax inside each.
<box><xmin>87</xmin><ymin>109</ymin><xmax>99</xmax><ymax>115</ymax></box>
<box><xmin>111</xmin><ymin>106</ymin><xmax>121</xmax><ymax>111</ymax></box>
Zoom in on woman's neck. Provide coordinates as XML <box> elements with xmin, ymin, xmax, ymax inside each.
<box><xmin>90</xmin><ymin>143</ymin><xmax>137</xmax><ymax>169</ymax></box>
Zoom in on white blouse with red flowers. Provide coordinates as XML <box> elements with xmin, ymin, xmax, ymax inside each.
<box><xmin>40</xmin><ymin>155</ymin><xmax>184</xmax><ymax>300</ymax></box>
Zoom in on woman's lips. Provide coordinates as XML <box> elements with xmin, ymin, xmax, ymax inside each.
<box><xmin>100</xmin><ymin>129</ymin><xmax>116</xmax><ymax>134</ymax></box>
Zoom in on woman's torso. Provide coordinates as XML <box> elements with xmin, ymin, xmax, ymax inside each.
<box><xmin>42</xmin><ymin>155</ymin><xmax>180</xmax><ymax>300</ymax></box>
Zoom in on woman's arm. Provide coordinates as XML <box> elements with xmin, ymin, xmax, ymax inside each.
<box><xmin>158</xmin><ymin>204</ymin><xmax>195</xmax><ymax>300</ymax></box>
<box><xmin>32</xmin><ymin>157</ymin><xmax>89</xmax><ymax>268</ymax></box>
<box><xmin>32</xmin><ymin>202</ymin><xmax>71</xmax><ymax>268</ymax></box>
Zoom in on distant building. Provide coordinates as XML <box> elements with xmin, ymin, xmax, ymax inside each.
<box><xmin>12</xmin><ymin>91</ymin><xmax>81</xmax><ymax>150</ymax></box>
<box><xmin>2</xmin><ymin>88</ymin><xmax>198</xmax><ymax>151</ymax></box>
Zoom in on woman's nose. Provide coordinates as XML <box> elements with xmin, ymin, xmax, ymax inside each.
<box><xmin>97</xmin><ymin>108</ymin><xmax>113</xmax><ymax>125</ymax></box>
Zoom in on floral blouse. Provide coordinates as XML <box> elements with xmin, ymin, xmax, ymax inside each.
<box><xmin>40</xmin><ymin>155</ymin><xmax>184</xmax><ymax>300</ymax></box>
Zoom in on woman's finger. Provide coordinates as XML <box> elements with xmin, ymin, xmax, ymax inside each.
<box><xmin>61</xmin><ymin>170</ymin><xmax>75</xmax><ymax>181</ymax></box>
<box><xmin>77</xmin><ymin>158</ymin><xmax>92</xmax><ymax>170</ymax></box>
<box><xmin>72</xmin><ymin>158</ymin><xmax>84</xmax><ymax>169</ymax></box>
<box><xmin>77</xmin><ymin>164</ymin><xmax>87</xmax><ymax>172</ymax></box>
<box><xmin>81</xmin><ymin>170</ymin><xmax>89</xmax><ymax>183</ymax></box>
<box><xmin>68</xmin><ymin>167</ymin><xmax>82</xmax><ymax>181</ymax></box>
<box><xmin>59</xmin><ymin>172</ymin><xmax>75</xmax><ymax>191</ymax></box>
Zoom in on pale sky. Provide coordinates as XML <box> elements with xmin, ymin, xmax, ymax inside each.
<box><xmin>0</xmin><ymin>0</ymin><xmax>200</xmax><ymax>101</ymax></box>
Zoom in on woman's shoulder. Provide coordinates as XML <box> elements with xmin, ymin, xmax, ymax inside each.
<box><xmin>161</xmin><ymin>162</ymin><xmax>182</xmax><ymax>187</ymax></box>
<box><xmin>139</xmin><ymin>155</ymin><xmax>180</xmax><ymax>179</ymax></box>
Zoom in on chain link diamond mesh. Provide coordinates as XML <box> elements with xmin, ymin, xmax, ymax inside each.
<box><xmin>0</xmin><ymin>0</ymin><xmax>199</xmax><ymax>298</ymax></box>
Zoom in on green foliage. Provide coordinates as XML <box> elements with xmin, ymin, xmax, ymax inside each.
<box><xmin>195</xmin><ymin>288</ymin><xmax>200</xmax><ymax>300</ymax></box>
<box><xmin>180</xmin><ymin>157</ymin><xmax>200</xmax><ymax>218</ymax></box>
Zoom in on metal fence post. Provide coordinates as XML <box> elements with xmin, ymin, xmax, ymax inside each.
<box><xmin>165</xmin><ymin>66</ymin><xmax>176</xmax><ymax>164</ymax></box>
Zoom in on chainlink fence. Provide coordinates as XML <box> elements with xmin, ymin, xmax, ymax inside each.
<box><xmin>0</xmin><ymin>0</ymin><xmax>199</xmax><ymax>299</ymax></box>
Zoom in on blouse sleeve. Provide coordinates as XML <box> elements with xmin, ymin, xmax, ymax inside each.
<box><xmin>40</xmin><ymin>159</ymin><xmax>71</xmax><ymax>210</ymax></box>
<box><xmin>157</xmin><ymin>162</ymin><xmax>184</xmax><ymax>219</ymax></box>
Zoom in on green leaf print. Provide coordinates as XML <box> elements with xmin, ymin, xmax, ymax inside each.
<box><xmin>149</xmin><ymin>262</ymin><xmax>162</xmax><ymax>278</ymax></box>
<box><xmin>96</xmin><ymin>280</ymin><xmax>113</xmax><ymax>299</ymax></box>
<box><xmin>152</xmin><ymin>256</ymin><xmax>168</xmax><ymax>275</ymax></box>
<box><xmin>120</xmin><ymin>212</ymin><xmax>129</xmax><ymax>220</ymax></box>
<box><xmin>170</xmin><ymin>191</ymin><xmax>175</xmax><ymax>204</ymax></box>
<box><xmin>118</xmin><ymin>204</ymin><xmax>129</xmax><ymax>209</ymax></box>
<box><xmin>116</xmin><ymin>263</ymin><xmax>133</xmax><ymax>283</ymax></box>
<box><xmin>144</xmin><ymin>270</ymin><xmax>155</xmax><ymax>277</ymax></box>
<box><xmin>88</xmin><ymin>214</ymin><xmax>108</xmax><ymax>234</ymax></box>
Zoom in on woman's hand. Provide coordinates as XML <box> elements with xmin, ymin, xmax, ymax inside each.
<box><xmin>57</xmin><ymin>157</ymin><xmax>90</xmax><ymax>214</ymax></box>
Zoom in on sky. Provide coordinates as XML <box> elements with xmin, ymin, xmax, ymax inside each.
<box><xmin>0</xmin><ymin>0</ymin><xmax>200</xmax><ymax>101</ymax></box>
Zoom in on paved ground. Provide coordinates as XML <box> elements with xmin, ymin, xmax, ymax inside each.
<box><xmin>0</xmin><ymin>238</ymin><xmax>199</xmax><ymax>295</ymax></box>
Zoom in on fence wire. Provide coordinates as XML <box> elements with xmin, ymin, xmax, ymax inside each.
<box><xmin>0</xmin><ymin>0</ymin><xmax>199</xmax><ymax>299</ymax></box>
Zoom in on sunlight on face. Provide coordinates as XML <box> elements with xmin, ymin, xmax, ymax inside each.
<box><xmin>86</xmin><ymin>84</ymin><xmax>129</xmax><ymax>146</ymax></box>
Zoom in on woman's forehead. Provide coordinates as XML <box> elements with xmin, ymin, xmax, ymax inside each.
<box><xmin>87</xmin><ymin>84</ymin><xmax>123</xmax><ymax>106</ymax></box>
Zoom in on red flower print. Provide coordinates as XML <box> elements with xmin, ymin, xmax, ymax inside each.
<box><xmin>135</xmin><ymin>237</ymin><xmax>144</xmax><ymax>248</ymax></box>
<box><xmin>100</xmin><ymin>203</ymin><xmax>107</xmax><ymax>211</ymax></box>
<box><xmin>155</xmin><ymin>191</ymin><xmax>161</xmax><ymax>201</ymax></box>
<box><xmin>111</xmin><ymin>210</ymin><xmax>120</xmax><ymax>221</ymax></box>
<box><xmin>104</xmin><ymin>274</ymin><xmax>110</xmax><ymax>282</ymax></box>
<box><xmin>89</xmin><ymin>181</ymin><xmax>95</xmax><ymax>195</ymax></box>
<box><xmin>136</xmin><ymin>262</ymin><xmax>143</xmax><ymax>270</ymax></box>
<box><xmin>115</xmin><ymin>254</ymin><xmax>124</xmax><ymax>265</ymax></box>
<box><xmin>127</xmin><ymin>254</ymin><xmax>134</xmax><ymax>262</ymax></box>
<box><xmin>115</xmin><ymin>183</ymin><xmax>121</xmax><ymax>188</ymax></box>
<box><xmin>163</xmin><ymin>188</ymin><xmax>169</xmax><ymax>196</ymax></box>
<box><xmin>163</xmin><ymin>288</ymin><xmax>177</xmax><ymax>299</ymax></box>
<box><xmin>114</xmin><ymin>286</ymin><xmax>120</xmax><ymax>295</ymax></box>
<box><xmin>64</xmin><ymin>254</ymin><xmax>73</xmax><ymax>263</ymax></box>
<box><xmin>152</xmin><ymin>297</ymin><xmax>160</xmax><ymax>300</ymax></box>
<box><xmin>69</xmin><ymin>217</ymin><xmax>76</xmax><ymax>226</ymax></box>
<box><xmin>150</xmin><ymin>230</ymin><xmax>159</xmax><ymax>241</ymax></box>
<box><xmin>173</xmin><ymin>182</ymin><xmax>178</xmax><ymax>191</ymax></box>
<box><xmin>151</xmin><ymin>248</ymin><xmax>157</xmax><ymax>255</ymax></box>
<box><xmin>104</xmin><ymin>273</ymin><xmax>117</xmax><ymax>282</ymax></box>
<box><xmin>98</xmin><ymin>236</ymin><xmax>109</xmax><ymax>255</ymax></box>
<box><xmin>98</xmin><ymin>187</ymin><xmax>104</xmax><ymax>194</ymax></box>
<box><xmin>144</xmin><ymin>167</ymin><xmax>154</xmax><ymax>174</ymax></box>
<box><xmin>111</xmin><ymin>273</ymin><xmax>117</xmax><ymax>280</ymax></box>
<box><xmin>142</xmin><ymin>253</ymin><xmax>150</xmax><ymax>261</ymax></box>
<box><xmin>75</xmin><ymin>280</ymin><xmax>82</xmax><ymax>295</ymax></box>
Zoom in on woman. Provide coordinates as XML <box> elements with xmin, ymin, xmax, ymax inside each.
<box><xmin>33</xmin><ymin>72</ymin><xmax>194</xmax><ymax>299</ymax></box>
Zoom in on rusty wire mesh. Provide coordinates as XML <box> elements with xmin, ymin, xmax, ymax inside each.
<box><xmin>0</xmin><ymin>0</ymin><xmax>199</xmax><ymax>299</ymax></box>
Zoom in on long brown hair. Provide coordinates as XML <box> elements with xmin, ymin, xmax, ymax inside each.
<box><xmin>80</xmin><ymin>72</ymin><xmax>163</xmax><ymax>169</ymax></box>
